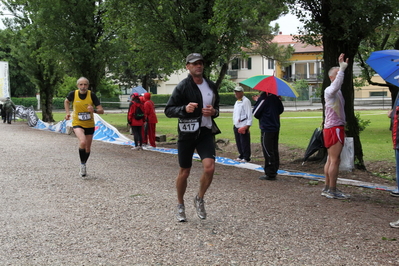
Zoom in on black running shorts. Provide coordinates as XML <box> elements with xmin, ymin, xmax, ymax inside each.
<box><xmin>177</xmin><ymin>127</ymin><xmax>215</xmax><ymax>168</ymax></box>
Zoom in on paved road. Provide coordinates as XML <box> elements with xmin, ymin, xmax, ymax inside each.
<box><xmin>0</xmin><ymin>121</ymin><xmax>398</xmax><ymax>265</ymax></box>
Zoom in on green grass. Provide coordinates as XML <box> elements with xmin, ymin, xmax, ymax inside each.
<box><xmin>52</xmin><ymin>109</ymin><xmax>394</xmax><ymax>163</ymax></box>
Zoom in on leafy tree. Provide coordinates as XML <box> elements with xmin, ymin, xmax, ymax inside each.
<box><xmin>287</xmin><ymin>0</ymin><xmax>398</xmax><ymax>169</ymax></box>
<box><xmin>292</xmin><ymin>79</ymin><xmax>309</xmax><ymax>100</ymax></box>
<box><xmin>210</xmin><ymin>73</ymin><xmax>236</xmax><ymax>93</ymax></box>
<box><xmin>1</xmin><ymin>0</ymin><xmax>63</xmax><ymax>121</ymax></box>
<box><xmin>1</xmin><ymin>0</ymin><xmax>120</xmax><ymax>120</ymax></box>
<box><xmin>19</xmin><ymin>0</ymin><xmax>114</xmax><ymax>93</ymax></box>
<box><xmin>105</xmin><ymin>0</ymin><xmax>287</xmax><ymax>89</ymax></box>
<box><xmin>0</xmin><ymin>29</ymin><xmax>36</xmax><ymax>97</ymax></box>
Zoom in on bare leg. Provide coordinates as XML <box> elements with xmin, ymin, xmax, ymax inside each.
<box><xmin>198</xmin><ymin>158</ymin><xmax>215</xmax><ymax>199</ymax></box>
<box><xmin>176</xmin><ymin>167</ymin><xmax>191</xmax><ymax>204</ymax></box>
<box><xmin>325</xmin><ymin>142</ymin><xmax>343</xmax><ymax>190</ymax></box>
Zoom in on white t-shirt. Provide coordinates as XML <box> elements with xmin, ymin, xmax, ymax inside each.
<box><xmin>197</xmin><ymin>81</ymin><xmax>213</xmax><ymax>129</ymax></box>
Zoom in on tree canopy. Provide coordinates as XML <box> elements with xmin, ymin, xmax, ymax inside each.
<box><xmin>105</xmin><ymin>0</ymin><xmax>288</xmax><ymax>88</ymax></box>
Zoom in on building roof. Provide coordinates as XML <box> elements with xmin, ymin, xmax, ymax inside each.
<box><xmin>272</xmin><ymin>34</ymin><xmax>322</xmax><ymax>54</ymax></box>
<box><xmin>272</xmin><ymin>34</ymin><xmax>296</xmax><ymax>44</ymax></box>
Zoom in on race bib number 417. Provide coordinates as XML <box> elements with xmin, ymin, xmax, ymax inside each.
<box><xmin>179</xmin><ymin>118</ymin><xmax>200</xmax><ymax>132</ymax></box>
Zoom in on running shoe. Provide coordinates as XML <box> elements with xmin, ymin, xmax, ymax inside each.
<box><xmin>325</xmin><ymin>190</ymin><xmax>350</xmax><ymax>199</ymax></box>
<box><xmin>321</xmin><ymin>188</ymin><xmax>330</xmax><ymax>197</ymax></box>
<box><xmin>176</xmin><ymin>204</ymin><xmax>186</xmax><ymax>222</ymax></box>
<box><xmin>389</xmin><ymin>219</ymin><xmax>399</xmax><ymax>228</ymax></box>
<box><xmin>194</xmin><ymin>195</ymin><xmax>206</xmax><ymax>220</ymax></box>
<box><xmin>79</xmin><ymin>164</ymin><xmax>86</xmax><ymax>177</ymax></box>
<box><xmin>390</xmin><ymin>190</ymin><xmax>399</xmax><ymax>197</ymax></box>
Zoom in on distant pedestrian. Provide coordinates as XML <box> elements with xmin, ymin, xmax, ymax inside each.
<box><xmin>321</xmin><ymin>53</ymin><xmax>350</xmax><ymax>199</ymax></box>
<box><xmin>128</xmin><ymin>93</ymin><xmax>145</xmax><ymax>150</ymax></box>
<box><xmin>3</xmin><ymin>97</ymin><xmax>16</xmax><ymax>124</ymax></box>
<box><xmin>143</xmin><ymin>92</ymin><xmax>158</xmax><ymax>148</ymax></box>
<box><xmin>253</xmin><ymin>92</ymin><xmax>284</xmax><ymax>180</ymax></box>
<box><xmin>64</xmin><ymin>77</ymin><xmax>104</xmax><ymax>177</ymax></box>
<box><xmin>165</xmin><ymin>53</ymin><xmax>220</xmax><ymax>222</ymax></box>
<box><xmin>232</xmin><ymin>86</ymin><xmax>252</xmax><ymax>163</ymax></box>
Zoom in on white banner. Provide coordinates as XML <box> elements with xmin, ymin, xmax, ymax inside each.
<box><xmin>33</xmin><ymin>113</ymin><xmax>134</xmax><ymax>146</ymax></box>
<box><xmin>0</xmin><ymin>61</ymin><xmax>9</xmax><ymax>99</ymax></box>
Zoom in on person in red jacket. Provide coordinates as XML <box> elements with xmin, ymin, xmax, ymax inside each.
<box><xmin>128</xmin><ymin>93</ymin><xmax>145</xmax><ymax>150</ymax></box>
<box><xmin>143</xmin><ymin>92</ymin><xmax>158</xmax><ymax>148</ymax></box>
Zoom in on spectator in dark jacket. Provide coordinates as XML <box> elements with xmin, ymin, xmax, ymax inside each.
<box><xmin>3</xmin><ymin>97</ymin><xmax>16</xmax><ymax>124</ymax></box>
<box><xmin>253</xmin><ymin>92</ymin><xmax>284</xmax><ymax>180</ymax></box>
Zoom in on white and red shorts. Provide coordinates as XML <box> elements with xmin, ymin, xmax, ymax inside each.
<box><xmin>323</xmin><ymin>126</ymin><xmax>345</xmax><ymax>148</ymax></box>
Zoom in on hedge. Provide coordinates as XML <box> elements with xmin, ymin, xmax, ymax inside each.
<box><xmin>10</xmin><ymin>92</ymin><xmax>263</xmax><ymax>110</ymax></box>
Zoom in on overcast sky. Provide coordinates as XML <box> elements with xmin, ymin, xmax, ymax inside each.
<box><xmin>271</xmin><ymin>13</ymin><xmax>304</xmax><ymax>35</ymax></box>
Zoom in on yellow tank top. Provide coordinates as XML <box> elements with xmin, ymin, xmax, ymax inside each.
<box><xmin>72</xmin><ymin>90</ymin><xmax>95</xmax><ymax>128</ymax></box>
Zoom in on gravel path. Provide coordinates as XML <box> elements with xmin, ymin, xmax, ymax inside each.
<box><xmin>1</xmin><ymin>121</ymin><xmax>398</xmax><ymax>265</ymax></box>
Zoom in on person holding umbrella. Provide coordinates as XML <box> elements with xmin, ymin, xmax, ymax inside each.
<box><xmin>241</xmin><ymin>74</ymin><xmax>296</xmax><ymax>180</ymax></box>
<box><xmin>252</xmin><ymin>92</ymin><xmax>284</xmax><ymax>180</ymax></box>
<box><xmin>321</xmin><ymin>53</ymin><xmax>350</xmax><ymax>199</ymax></box>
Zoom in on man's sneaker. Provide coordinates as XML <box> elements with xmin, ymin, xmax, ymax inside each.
<box><xmin>389</xmin><ymin>219</ymin><xmax>399</xmax><ymax>228</ymax></box>
<box><xmin>390</xmin><ymin>190</ymin><xmax>399</xmax><ymax>197</ymax></box>
<box><xmin>176</xmin><ymin>204</ymin><xmax>187</xmax><ymax>222</ymax></box>
<box><xmin>325</xmin><ymin>190</ymin><xmax>350</xmax><ymax>199</ymax></box>
<box><xmin>241</xmin><ymin>159</ymin><xmax>248</xmax><ymax>163</ymax></box>
<box><xmin>234</xmin><ymin>158</ymin><xmax>243</xmax><ymax>162</ymax></box>
<box><xmin>321</xmin><ymin>188</ymin><xmax>330</xmax><ymax>197</ymax></box>
<box><xmin>79</xmin><ymin>164</ymin><xmax>86</xmax><ymax>177</ymax></box>
<box><xmin>194</xmin><ymin>195</ymin><xmax>206</xmax><ymax>220</ymax></box>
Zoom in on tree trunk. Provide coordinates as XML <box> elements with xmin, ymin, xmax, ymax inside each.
<box><xmin>142</xmin><ymin>74</ymin><xmax>149</xmax><ymax>91</ymax></box>
<box><xmin>215</xmin><ymin>62</ymin><xmax>228</xmax><ymax>90</ymax></box>
<box><xmin>40</xmin><ymin>85</ymin><xmax>54</xmax><ymax>123</ymax></box>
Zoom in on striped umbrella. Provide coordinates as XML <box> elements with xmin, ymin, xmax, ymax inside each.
<box><xmin>240</xmin><ymin>75</ymin><xmax>299</xmax><ymax>98</ymax></box>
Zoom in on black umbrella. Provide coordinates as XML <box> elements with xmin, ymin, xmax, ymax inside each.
<box><xmin>303</xmin><ymin>128</ymin><xmax>325</xmax><ymax>163</ymax></box>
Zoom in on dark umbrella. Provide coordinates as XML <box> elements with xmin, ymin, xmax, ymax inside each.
<box><xmin>303</xmin><ymin>127</ymin><xmax>324</xmax><ymax>163</ymax></box>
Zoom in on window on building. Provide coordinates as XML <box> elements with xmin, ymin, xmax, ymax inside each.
<box><xmin>268</xmin><ymin>59</ymin><xmax>274</xmax><ymax>69</ymax></box>
<box><xmin>370</xmin><ymin>91</ymin><xmax>387</xmax><ymax>97</ymax></box>
<box><xmin>231</xmin><ymin>58</ymin><xmax>239</xmax><ymax>70</ymax></box>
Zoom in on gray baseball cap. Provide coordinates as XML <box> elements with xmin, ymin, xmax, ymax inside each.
<box><xmin>186</xmin><ymin>53</ymin><xmax>204</xmax><ymax>64</ymax></box>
